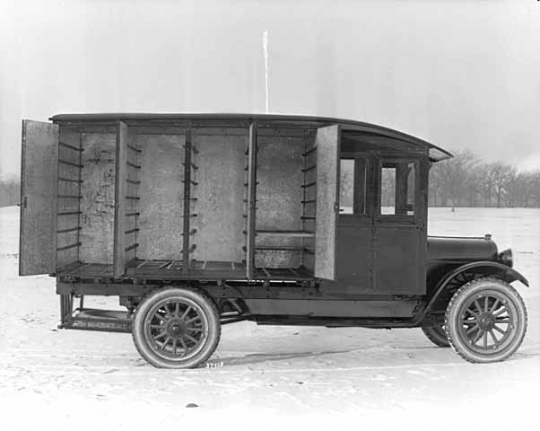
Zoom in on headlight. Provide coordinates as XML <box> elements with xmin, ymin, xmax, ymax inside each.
<box><xmin>498</xmin><ymin>248</ymin><xmax>513</xmax><ymax>268</ymax></box>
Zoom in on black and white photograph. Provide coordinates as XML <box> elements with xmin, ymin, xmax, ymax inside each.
<box><xmin>0</xmin><ymin>0</ymin><xmax>538</xmax><ymax>429</ymax></box>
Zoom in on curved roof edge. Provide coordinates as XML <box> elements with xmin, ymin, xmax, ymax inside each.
<box><xmin>50</xmin><ymin>112</ymin><xmax>453</xmax><ymax>162</ymax></box>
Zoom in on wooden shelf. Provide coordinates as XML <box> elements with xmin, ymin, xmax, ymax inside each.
<box><xmin>254</xmin><ymin>246</ymin><xmax>304</xmax><ymax>251</ymax></box>
<box><xmin>255</xmin><ymin>230</ymin><xmax>314</xmax><ymax>238</ymax></box>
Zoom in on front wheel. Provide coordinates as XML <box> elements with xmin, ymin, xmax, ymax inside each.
<box><xmin>445</xmin><ymin>278</ymin><xmax>527</xmax><ymax>364</ymax></box>
<box><xmin>421</xmin><ymin>324</ymin><xmax>450</xmax><ymax>348</ymax></box>
<box><xmin>132</xmin><ymin>287</ymin><xmax>221</xmax><ymax>368</ymax></box>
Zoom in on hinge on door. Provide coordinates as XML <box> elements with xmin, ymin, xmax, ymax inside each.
<box><xmin>23</xmin><ymin>196</ymin><xmax>27</xmax><ymax>208</ymax></box>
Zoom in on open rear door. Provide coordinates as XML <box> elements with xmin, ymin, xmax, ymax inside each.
<box><xmin>314</xmin><ymin>124</ymin><xmax>340</xmax><ymax>280</ymax></box>
<box><xmin>19</xmin><ymin>120</ymin><xmax>59</xmax><ymax>275</ymax></box>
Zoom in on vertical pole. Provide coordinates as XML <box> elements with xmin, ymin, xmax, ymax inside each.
<box><xmin>182</xmin><ymin>129</ymin><xmax>192</xmax><ymax>272</ymax></box>
<box><xmin>246</xmin><ymin>122</ymin><xmax>258</xmax><ymax>279</ymax></box>
<box><xmin>113</xmin><ymin>121</ymin><xmax>128</xmax><ymax>278</ymax></box>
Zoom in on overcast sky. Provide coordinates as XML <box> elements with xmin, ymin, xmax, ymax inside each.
<box><xmin>1</xmin><ymin>0</ymin><xmax>539</xmax><ymax>179</ymax></box>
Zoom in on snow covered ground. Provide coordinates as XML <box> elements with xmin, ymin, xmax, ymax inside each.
<box><xmin>0</xmin><ymin>206</ymin><xmax>538</xmax><ymax>430</ymax></box>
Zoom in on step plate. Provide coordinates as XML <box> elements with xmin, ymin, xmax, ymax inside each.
<box><xmin>62</xmin><ymin>308</ymin><xmax>132</xmax><ymax>333</ymax></box>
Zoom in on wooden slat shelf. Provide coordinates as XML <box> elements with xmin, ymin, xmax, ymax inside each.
<box><xmin>57</xmin><ymin>226</ymin><xmax>82</xmax><ymax>234</ymax></box>
<box><xmin>59</xmin><ymin>141</ymin><xmax>83</xmax><ymax>152</ymax></box>
<box><xmin>58</xmin><ymin>177</ymin><xmax>83</xmax><ymax>183</ymax></box>
<box><xmin>254</xmin><ymin>246</ymin><xmax>305</xmax><ymax>251</ymax></box>
<box><xmin>302</xmin><ymin>146</ymin><xmax>317</xmax><ymax>157</ymax></box>
<box><xmin>59</xmin><ymin>159</ymin><xmax>83</xmax><ymax>168</ymax></box>
<box><xmin>255</xmin><ymin>230</ymin><xmax>314</xmax><ymax>238</ymax></box>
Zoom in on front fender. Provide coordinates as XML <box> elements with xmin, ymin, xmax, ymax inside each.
<box><xmin>439</xmin><ymin>261</ymin><xmax>529</xmax><ymax>288</ymax></box>
<box><xmin>420</xmin><ymin>262</ymin><xmax>529</xmax><ymax>322</ymax></box>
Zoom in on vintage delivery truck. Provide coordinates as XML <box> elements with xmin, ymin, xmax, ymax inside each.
<box><xmin>19</xmin><ymin>113</ymin><xmax>528</xmax><ymax>368</ymax></box>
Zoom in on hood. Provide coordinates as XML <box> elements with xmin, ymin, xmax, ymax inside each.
<box><xmin>428</xmin><ymin>235</ymin><xmax>498</xmax><ymax>264</ymax></box>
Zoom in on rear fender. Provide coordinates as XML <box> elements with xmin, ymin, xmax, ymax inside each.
<box><xmin>421</xmin><ymin>262</ymin><xmax>528</xmax><ymax>321</ymax></box>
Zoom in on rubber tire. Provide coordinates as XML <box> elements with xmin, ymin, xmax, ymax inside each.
<box><xmin>132</xmin><ymin>287</ymin><xmax>221</xmax><ymax>369</ymax></box>
<box><xmin>421</xmin><ymin>325</ymin><xmax>450</xmax><ymax>348</ymax></box>
<box><xmin>445</xmin><ymin>278</ymin><xmax>527</xmax><ymax>364</ymax></box>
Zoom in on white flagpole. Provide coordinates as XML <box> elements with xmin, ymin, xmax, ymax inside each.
<box><xmin>263</xmin><ymin>29</ymin><xmax>269</xmax><ymax>114</ymax></box>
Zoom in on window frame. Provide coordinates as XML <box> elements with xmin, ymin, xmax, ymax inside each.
<box><xmin>338</xmin><ymin>155</ymin><xmax>371</xmax><ymax>222</ymax></box>
<box><xmin>374</xmin><ymin>157</ymin><xmax>420</xmax><ymax>224</ymax></box>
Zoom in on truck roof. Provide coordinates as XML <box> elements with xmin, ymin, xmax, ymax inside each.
<box><xmin>50</xmin><ymin>112</ymin><xmax>453</xmax><ymax>162</ymax></box>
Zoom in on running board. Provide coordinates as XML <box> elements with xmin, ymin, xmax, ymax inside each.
<box><xmin>60</xmin><ymin>308</ymin><xmax>132</xmax><ymax>333</ymax></box>
<box><xmin>59</xmin><ymin>308</ymin><xmax>248</xmax><ymax>333</ymax></box>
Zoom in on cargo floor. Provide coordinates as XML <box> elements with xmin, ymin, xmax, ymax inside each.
<box><xmin>57</xmin><ymin>260</ymin><xmax>314</xmax><ymax>280</ymax></box>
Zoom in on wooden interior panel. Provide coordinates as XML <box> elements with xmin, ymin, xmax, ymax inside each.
<box><xmin>253</xmin><ymin>237</ymin><xmax>303</xmax><ymax>268</ymax></box>
<box><xmin>191</xmin><ymin>132</ymin><xmax>246</xmax><ymax>262</ymax></box>
<box><xmin>314</xmin><ymin>124</ymin><xmax>340</xmax><ymax>280</ymax></box>
<box><xmin>256</xmin><ymin>136</ymin><xmax>304</xmax><ymax>230</ymax></box>
<box><xmin>56</xmin><ymin>230</ymin><xmax>80</xmax><ymax>250</ymax></box>
<box><xmin>255</xmin><ymin>135</ymin><xmax>304</xmax><ymax>268</ymax></box>
<box><xmin>138</xmin><ymin>134</ymin><xmax>185</xmax><ymax>260</ymax></box>
<box><xmin>19</xmin><ymin>120</ymin><xmax>59</xmax><ymax>275</ymax></box>
<box><xmin>80</xmin><ymin>133</ymin><xmax>116</xmax><ymax>263</ymax></box>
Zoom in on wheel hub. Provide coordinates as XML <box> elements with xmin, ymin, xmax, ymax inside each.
<box><xmin>166</xmin><ymin>318</ymin><xmax>187</xmax><ymax>339</ymax></box>
<box><xmin>478</xmin><ymin>312</ymin><xmax>495</xmax><ymax>330</ymax></box>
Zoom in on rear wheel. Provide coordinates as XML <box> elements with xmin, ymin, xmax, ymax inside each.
<box><xmin>132</xmin><ymin>287</ymin><xmax>221</xmax><ymax>368</ymax></box>
<box><xmin>421</xmin><ymin>324</ymin><xmax>450</xmax><ymax>348</ymax></box>
<box><xmin>445</xmin><ymin>278</ymin><xmax>527</xmax><ymax>363</ymax></box>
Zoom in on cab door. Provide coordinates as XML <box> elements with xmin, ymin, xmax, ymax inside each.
<box><xmin>19</xmin><ymin>120</ymin><xmax>59</xmax><ymax>275</ymax></box>
<box><xmin>373</xmin><ymin>158</ymin><xmax>427</xmax><ymax>295</ymax></box>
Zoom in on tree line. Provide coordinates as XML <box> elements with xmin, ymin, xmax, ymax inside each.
<box><xmin>429</xmin><ymin>150</ymin><xmax>540</xmax><ymax>208</ymax></box>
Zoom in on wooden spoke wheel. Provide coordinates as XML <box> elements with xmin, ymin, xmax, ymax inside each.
<box><xmin>445</xmin><ymin>278</ymin><xmax>527</xmax><ymax>363</ymax></box>
<box><xmin>421</xmin><ymin>324</ymin><xmax>450</xmax><ymax>348</ymax></box>
<box><xmin>132</xmin><ymin>287</ymin><xmax>220</xmax><ymax>368</ymax></box>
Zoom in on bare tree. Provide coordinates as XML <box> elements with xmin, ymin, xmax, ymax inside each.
<box><xmin>504</xmin><ymin>170</ymin><xmax>532</xmax><ymax>208</ymax></box>
<box><xmin>489</xmin><ymin>163</ymin><xmax>514</xmax><ymax>208</ymax></box>
<box><xmin>478</xmin><ymin>164</ymin><xmax>495</xmax><ymax>207</ymax></box>
<box><xmin>530</xmin><ymin>172</ymin><xmax>540</xmax><ymax>207</ymax></box>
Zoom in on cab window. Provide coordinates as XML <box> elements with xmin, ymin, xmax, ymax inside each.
<box><xmin>380</xmin><ymin>161</ymin><xmax>416</xmax><ymax>216</ymax></box>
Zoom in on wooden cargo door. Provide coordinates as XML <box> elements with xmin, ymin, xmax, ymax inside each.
<box><xmin>19</xmin><ymin>120</ymin><xmax>59</xmax><ymax>275</ymax></box>
<box><xmin>314</xmin><ymin>124</ymin><xmax>340</xmax><ymax>280</ymax></box>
